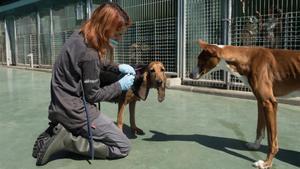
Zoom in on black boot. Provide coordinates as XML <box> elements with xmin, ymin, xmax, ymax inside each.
<box><xmin>36</xmin><ymin>123</ymin><xmax>66</xmax><ymax>165</ymax></box>
<box><xmin>32</xmin><ymin>122</ymin><xmax>58</xmax><ymax>158</ymax></box>
<box><xmin>36</xmin><ymin>124</ymin><xmax>109</xmax><ymax>166</ymax></box>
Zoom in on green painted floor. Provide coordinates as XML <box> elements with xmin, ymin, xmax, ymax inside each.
<box><xmin>0</xmin><ymin>67</ymin><xmax>299</xmax><ymax>169</ymax></box>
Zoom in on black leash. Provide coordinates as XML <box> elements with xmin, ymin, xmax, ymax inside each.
<box><xmin>80</xmin><ymin>81</ymin><xmax>95</xmax><ymax>161</ymax></box>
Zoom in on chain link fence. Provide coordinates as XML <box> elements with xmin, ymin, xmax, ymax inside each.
<box><xmin>184</xmin><ymin>0</ymin><xmax>300</xmax><ymax>94</ymax></box>
<box><xmin>0</xmin><ymin>0</ymin><xmax>299</xmax><ymax>98</ymax></box>
<box><xmin>112</xmin><ymin>0</ymin><xmax>177</xmax><ymax>73</ymax></box>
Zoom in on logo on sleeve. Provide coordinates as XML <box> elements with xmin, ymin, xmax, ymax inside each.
<box><xmin>84</xmin><ymin>79</ymin><xmax>99</xmax><ymax>84</ymax></box>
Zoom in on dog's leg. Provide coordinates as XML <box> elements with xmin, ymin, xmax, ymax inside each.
<box><xmin>253</xmin><ymin>97</ymin><xmax>278</xmax><ymax>169</ymax></box>
<box><xmin>246</xmin><ymin>100</ymin><xmax>265</xmax><ymax>150</ymax></box>
<box><xmin>117</xmin><ymin>102</ymin><xmax>126</xmax><ymax>130</ymax></box>
<box><xmin>263</xmin><ymin>97</ymin><xmax>278</xmax><ymax>168</ymax></box>
<box><xmin>129</xmin><ymin>101</ymin><xmax>145</xmax><ymax>135</ymax></box>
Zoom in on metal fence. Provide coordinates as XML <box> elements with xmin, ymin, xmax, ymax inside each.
<box><xmin>2</xmin><ymin>0</ymin><xmax>178</xmax><ymax>73</ymax></box>
<box><xmin>115</xmin><ymin>18</ymin><xmax>177</xmax><ymax>72</ymax></box>
<box><xmin>15</xmin><ymin>13</ymin><xmax>38</xmax><ymax>66</ymax></box>
<box><xmin>113</xmin><ymin>0</ymin><xmax>178</xmax><ymax>73</ymax></box>
<box><xmin>184</xmin><ymin>0</ymin><xmax>226</xmax><ymax>89</ymax></box>
<box><xmin>3</xmin><ymin>1</ymin><xmax>85</xmax><ymax>68</ymax></box>
<box><xmin>1</xmin><ymin>0</ymin><xmax>299</xmax><ymax>96</ymax></box>
<box><xmin>184</xmin><ymin>0</ymin><xmax>300</xmax><ymax>92</ymax></box>
<box><xmin>39</xmin><ymin>8</ymin><xmax>52</xmax><ymax>65</ymax></box>
<box><xmin>51</xmin><ymin>3</ymin><xmax>83</xmax><ymax>66</ymax></box>
<box><xmin>231</xmin><ymin>0</ymin><xmax>300</xmax><ymax>49</ymax></box>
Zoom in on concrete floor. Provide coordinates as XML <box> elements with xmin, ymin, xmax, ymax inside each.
<box><xmin>0</xmin><ymin>67</ymin><xmax>299</xmax><ymax>169</ymax></box>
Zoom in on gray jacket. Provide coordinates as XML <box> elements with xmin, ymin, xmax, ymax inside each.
<box><xmin>48</xmin><ymin>30</ymin><xmax>122</xmax><ymax>130</ymax></box>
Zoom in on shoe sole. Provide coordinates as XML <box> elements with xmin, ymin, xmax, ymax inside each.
<box><xmin>32</xmin><ymin>132</ymin><xmax>50</xmax><ymax>158</ymax></box>
<box><xmin>36</xmin><ymin>125</ymin><xmax>65</xmax><ymax>166</ymax></box>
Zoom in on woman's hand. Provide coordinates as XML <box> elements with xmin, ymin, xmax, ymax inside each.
<box><xmin>118</xmin><ymin>64</ymin><xmax>136</xmax><ymax>75</ymax></box>
<box><xmin>118</xmin><ymin>74</ymin><xmax>135</xmax><ymax>91</ymax></box>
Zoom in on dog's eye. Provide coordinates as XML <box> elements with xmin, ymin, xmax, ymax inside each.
<box><xmin>150</xmin><ymin>69</ymin><xmax>155</xmax><ymax>73</ymax></box>
<box><xmin>161</xmin><ymin>68</ymin><xmax>165</xmax><ymax>72</ymax></box>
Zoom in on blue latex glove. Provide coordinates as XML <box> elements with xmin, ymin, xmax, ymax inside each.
<box><xmin>118</xmin><ymin>74</ymin><xmax>135</xmax><ymax>91</ymax></box>
<box><xmin>118</xmin><ymin>64</ymin><xmax>136</xmax><ymax>75</ymax></box>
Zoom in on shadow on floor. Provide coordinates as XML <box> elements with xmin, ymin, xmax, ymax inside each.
<box><xmin>37</xmin><ymin>151</ymin><xmax>97</xmax><ymax>165</ymax></box>
<box><xmin>143</xmin><ymin>130</ymin><xmax>300</xmax><ymax>168</ymax></box>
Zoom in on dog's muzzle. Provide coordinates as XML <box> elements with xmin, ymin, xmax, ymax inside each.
<box><xmin>189</xmin><ymin>67</ymin><xmax>201</xmax><ymax>79</ymax></box>
<box><xmin>156</xmin><ymin>79</ymin><xmax>165</xmax><ymax>102</ymax></box>
<box><xmin>156</xmin><ymin>80</ymin><xmax>162</xmax><ymax>86</ymax></box>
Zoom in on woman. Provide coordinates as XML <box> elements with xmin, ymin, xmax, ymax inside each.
<box><xmin>33</xmin><ymin>2</ymin><xmax>135</xmax><ymax>165</ymax></box>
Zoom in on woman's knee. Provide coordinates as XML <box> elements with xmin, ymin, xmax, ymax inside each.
<box><xmin>120</xmin><ymin>137</ymin><xmax>131</xmax><ymax>155</ymax></box>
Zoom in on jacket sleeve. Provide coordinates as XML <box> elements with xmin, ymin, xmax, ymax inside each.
<box><xmin>101</xmin><ymin>58</ymin><xmax>120</xmax><ymax>73</ymax></box>
<box><xmin>80</xmin><ymin>56</ymin><xmax>122</xmax><ymax>103</ymax></box>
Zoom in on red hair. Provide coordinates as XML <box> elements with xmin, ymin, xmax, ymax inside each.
<box><xmin>80</xmin><ymin>3</ymin><xmax>131</xmax><ymax>59</ymax></box>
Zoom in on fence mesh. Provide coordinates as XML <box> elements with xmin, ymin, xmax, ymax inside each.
<box><xmin>185</xmin><ymin>0</ymin><xmax>224</xmax><ymax>88</ymax></box>
<box><xmin>113</xmin><ymin>0</ymin><xmax>178</xmax><ymax>73</ymax></box>
<box><xmin>15</xmin><ymin>13</ymin><xmax>38</xmax><ymax>66</ymax></box>
<box><xmin>184</xmin><ymin>0</ymin><xmax>300</xmax><ymax>92</ymax></box>
<box><xmin>1</xmin><ymin>0</ymin><xmax>299</xmax><ymax>97</ymax></box>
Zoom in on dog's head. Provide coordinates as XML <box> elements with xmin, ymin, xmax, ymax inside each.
<box><xmin>189</xmin><ymin>40</ymin><xmax>222</xmax><ymax>79</ymax></box>
<box><xmin>138</xmin><ymin>61</ymin><xmax>166</xmax><ymax>102</ymax></box>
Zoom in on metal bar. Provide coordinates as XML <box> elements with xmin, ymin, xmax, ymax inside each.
<box><xmin>14</xmin><ymin>17</ymin><xmax>18</xmax><ymax>65</ymax></box>
<box><xmin>86</xmin><ymin>0</ymin><xmax>92</xmax><ymax>19</ymax></box>
<box><xmin>50</xmin><ymin>8</ymin><xmax>54</xmax><ymax>64</ymax></box>
<box><xmin>177</xmin><ymin>0</ymin><xmax>182</xmax><ymax>78</ymax></box>
<box><xmin>221</xmin><ymin>0</ymin><xmax>229</xmax><ymax>45</ymax></box>
<box><xmin>178</xmin><ymin>0</ymin><xmax>186</xmax><ymax>78</ymax></box>
<box><xmin>228</xmin><ymin>0</ymin><xmax>232</xmax><ymax>45</ymax></box>
<box><xmin>4</xmin><ymin>19</ymin><xmax>11</xmax><ymax>66</ymax></box>
<box><xmin>37</xmin><ymin>11</ymin><xmax>41</xmax><ymax>66</ymax></box>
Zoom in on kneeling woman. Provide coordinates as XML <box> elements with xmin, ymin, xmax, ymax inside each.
<box><xmin>33</xmin><ymin>2</ymin><xmax>136</xmax><ymax>165</ymax></box>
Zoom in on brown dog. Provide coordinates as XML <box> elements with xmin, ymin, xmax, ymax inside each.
<box><xmin>101</xmin><ymin>61</ymin><xmax>167</xmax><ymax>135</ymax></box>
<box><xmin>190</xmin><ymin>40</ymin><xmax>300</xmax><ymax>169</ymax></box>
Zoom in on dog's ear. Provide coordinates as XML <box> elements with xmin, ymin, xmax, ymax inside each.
<box><xmin>157</xmin><ymin>71</ymin><xmax>167</xmax><ymax>102</ymax></box>
<box><xmin>197</xmin><ymin>39</ymin><xmax>208</xmax><ymax>49</ymax></box>
<box><xmin>198</xmin><ymin>39</ymin><xmax>221</xmax><ymax>58</ymax></box>
<box><xmin>138</xmin><ymin>71</ymin><xmax>150</xmax><ymax>100</ymax></box>
<box><xmin>207</xmin><ymin>45</ymin><xmax>221</xmax><ymax>57</ymax></box>
<box><xmin>134</xmin><ymin>64</ymin><xmax>148</xmax><ymax>76</ymax></box>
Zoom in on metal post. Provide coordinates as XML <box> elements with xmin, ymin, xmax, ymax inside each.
<box><xmin>27</xmin><ymin>53</ymin><xmax>33</xmax><ymax>68</ymax></box>
<box><xmin>154</xmin><ymin>20</ymin><xmax>157</xmax><ymax>61</ymax></box>
<box><xmin>86</xmin><ymin>0</ymin><xmax>92</xmax><ymax>19</ymax></box>
<box><xmin>228</xmin><ymin>0</ymin><xmax>232</xmax><ymax>45</ymax></box>
<box><xmin>50</xmin><ymin>8</ymin><xmax>54</xmax><ymax>64</ymax></box>
<box><xmin>37</xmin><ymin>11</ymin><xmax>41</xmax><ymax>66</ymax></box>
<box><xmin>13</xmin><ymin>17</ymin><xmax>18</xmax><ymax>65</ymax></box>
<box><xmin>4</xmin><ymin>19</ymin><xmax>12</xmax><ymax>66</ymax></box>
<box><xmin>221</xmin><ymin>0</ymin><xmax>231</xmax><ymax>45</ymax></box>
<box><xmin>221</xmin><ymin>0</ymin><xmax>232</xmax><ymax>89</ymax></box>
<box><xmin>177</xmin><ymin>0</ymin><xmax>186</xmax><ymax>79</ymax></box>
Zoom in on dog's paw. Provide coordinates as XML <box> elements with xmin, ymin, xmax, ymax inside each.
<box><xmin>253</xmin><ymin>160</ymin><xmax>272</xmax><ymax>169</ymax></box>
<box><xmin>131</xmin><ymin>127</ymin><xmax>145</xmax><ymax>135</ymax></box>
<box><xmin>246</xmin><ymin>142</ymin><xmax>261</xmax><ymax>150</ymax></box>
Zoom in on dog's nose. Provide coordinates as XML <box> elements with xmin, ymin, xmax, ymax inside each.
<box><xmin>189</xmin><ymin>66</ymin><xmax>200</xmax><ymax>79</ymax></box>
<box><xmin>156</xmin><ymin>80</ymin><xmax>162</xmax><ymax>85</ymax></box>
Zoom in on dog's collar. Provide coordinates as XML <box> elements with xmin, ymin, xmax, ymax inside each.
<box><xmin>130</xmin><ymin>64</ymin><xmax>149</xmax><ymax>99</ymax></box>
<box><xmin>131</xmin><ymin>75</ymin><xmax>144</xmax><ymax>99</ymax></box>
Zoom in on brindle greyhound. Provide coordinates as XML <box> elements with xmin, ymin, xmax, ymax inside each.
<box><xmin>100</xmin><ymin>61</ymin><xmax>167</xmax><ymax>135</ymax></box>
<box><xmin>190</xmin><ymin>40</ymin><xmax>300</xmax><ymax>169</ymax></box>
